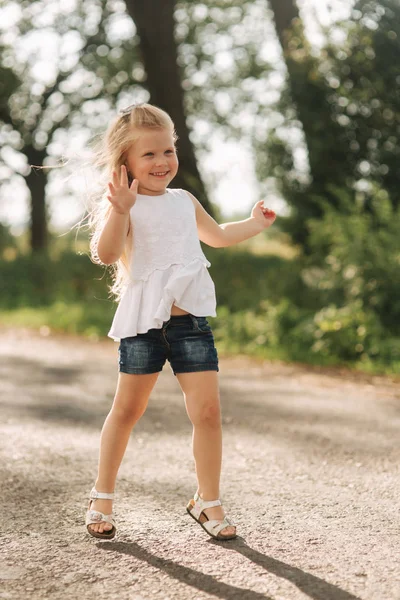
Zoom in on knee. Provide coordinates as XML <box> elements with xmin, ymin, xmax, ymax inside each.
<box><xmin>191</xmin><ymin>400</ymin><xmax>221</xmax><ymax>429</ymax></box>
<box><xmin>110</xmin><ymin>400</ymin><xmax>146</xmax><ymax>425</ymax></box>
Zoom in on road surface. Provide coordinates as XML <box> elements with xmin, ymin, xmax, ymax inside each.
<box><xmin>0</xmin><ymin>327</ymin><xmax>399</xmax><ymax>600</ymax></box>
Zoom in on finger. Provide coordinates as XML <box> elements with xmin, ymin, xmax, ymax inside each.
<box><xmin>108</xmin><ymin>182</ymin><xmax>116</xmax><ymax>194</ymax></box>
<box><xmin>120</xmin><ymin>165</ymin><xmax>128</xmax><ymax>186</ymax></box>
<box><xmin>112</xmin><ymin>170</ymin><xmax>119</xmax><ymax>187</ymax></box>
<box><xmin>130</xmin><ymin>178</ymin><xmax>139</xmax><ymax>190</ymax></box>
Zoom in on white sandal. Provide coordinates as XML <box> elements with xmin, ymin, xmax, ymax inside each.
<box><xmin>186</xmin><ymin>491</ymin><xmax>237</xmax><ymax>541</ymax></box>
<box><xmin>85</xmin><ymin>487</ymin><xmax>117</xmax><ymax>539</ymax></box>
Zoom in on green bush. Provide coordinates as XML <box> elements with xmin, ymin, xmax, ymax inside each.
<box><xmin>207</xmin><ymin>248</ymin><xmax>313</xmax><ymax>311</ymax></box>
<box><xmin>290</xmin><ymin>301</ymin><xmax>384</xmax><ymax>362</ymax></box>
<box><xmin>302</xmin><ymin>185</ymin><xmax>400</xmax><ymax>334</ymax></box>
<box><xmin>0</xmin><ymin>251</ymin><xmax>111</xmax><ymax>308</ymax></box>
<box><xmin>211</xmin><ymin>300</ymin><xmax>400</xmax><ymax>372</ymax></box>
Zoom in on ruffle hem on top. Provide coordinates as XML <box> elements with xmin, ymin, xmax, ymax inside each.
<box><xmin>108</xmin><ymin>257</ymin><xmax>217</xmax><ymax>341</ymax></box>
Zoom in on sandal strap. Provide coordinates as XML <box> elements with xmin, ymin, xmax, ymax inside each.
<box><xmin>90</xmin><ymin>487</ymin><xmax>114</xmax><ymax>500</ymax></box>
<box><xmin>203</xmin><ymin>517</ymin><xmax>233</xmax><ymax>536</ymax></box>
<box><xmin>85</xmin><ymin>509</ymin><xmax>116</xmax><ymax>527</ymax></box>
<box><xmin>191</xmin><ymin>493</ymin><xmax>221</xmax><ymax>520</ymax></box>
<box><xmin>193</xmin><ymin>491</ymin><xmax>221</xmax><ymax>507</ymax></box>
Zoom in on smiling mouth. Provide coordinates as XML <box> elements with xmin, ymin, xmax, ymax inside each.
<box><xmin>150</xmin><ymin>171</ymin><xmax>170</xmax><ymax>178</ymax></box>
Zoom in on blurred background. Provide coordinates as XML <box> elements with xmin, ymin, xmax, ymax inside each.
<box><xmin>0</xmin><ymin>0</ymin><xmax>399</xmax><ymax>374</ymax></box>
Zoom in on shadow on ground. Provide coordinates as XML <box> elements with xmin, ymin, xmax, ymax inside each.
<box><xmin>100</xmin><ymin>539</ymin><xmax>361</xmax><ymax>600</ymax></box>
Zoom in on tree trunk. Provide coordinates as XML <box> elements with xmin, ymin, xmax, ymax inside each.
<box><xmin>269</xmin><ymin>0</ymin><xmax>343</xmax><ymax>183</ymax></box>
<box><xmin>124</xmin><ymin>0</ymin><xmax>214</xmax><ymax>215</ymax></box>
<box><xmin>269</xmin><ymin>0</ymin><xmax>300</xmax><ymax>48</ymax></box>
<box><xmin>24</xmin><ymin>146</ymin><xmax>48</xmax><ymax>253</ymax></box>
<box><xmin>268</xmin><ymin>0</ymin><xmax>350</xmax><ymax>246</ymax></box>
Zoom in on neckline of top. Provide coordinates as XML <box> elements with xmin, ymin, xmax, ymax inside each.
<box><xmin>136</xmin><ymin>189</ymin><xmax>172</xmax><ymax>198</ymax></box>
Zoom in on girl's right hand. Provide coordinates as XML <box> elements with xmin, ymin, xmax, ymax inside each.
<box><xmin>107</xmin><ymin>165</ymin><xmax>139</xmax><ymax>215</ymax></box>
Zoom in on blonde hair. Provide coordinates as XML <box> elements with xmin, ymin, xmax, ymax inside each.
<box><xmin>88</xmin><ymin>103</ymin><xmax>177</xmax><ymax>301</ymax></box>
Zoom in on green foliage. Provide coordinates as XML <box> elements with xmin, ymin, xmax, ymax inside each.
<box><xmin>210</xmin><ymin>298</ymin><xmax>400</xmax><ymax>373</ymax></box>
<box><xmin>0</xmin><ymin>246</ymin><xmax>299</xmax><ymax>312</ymax></box>
<box><xmin>0</xmin><ymin>250</ymin><xmax>111</xmax><ymax>309</ymax></box>
<box><xmin>1</xmin><ymin>235</ymin><xmax>399</xmax><ymax>374</ymax></box>
<box><xmin>0</xmin><ymin>0</ymin><xmax>144</xmax><ymax>252</ymax></box>
<box><xmin>211</xmin><ymin>300</ymin><xmax>303</xmax><ymax>361</ymax></box>
<box><xmin>0</xmin><ymin>301</ymin><xmax>114</xmax><ymax>338</ymax></box>
<box><xmin>290</xmin><ymin>301</ymin><xmax>384</xmax><ymax>363</ymax></box>
<box><xmin>0</xmin><ymin>223</ymin><xmax>17</xmax><ymax>254</ymax></box>
<box><xmin>302</xmin><ymin>184</ymin><xmax>400</xmax><ymax>333</ymax></box>
<box><xmin>175</xmin><ymin>0</ymin><xmax>275</xmax><ymax>150</ymax></box>
<box><xmin>256</xmin><ymin>0</ymin><xmax>400</xmax><ymax>249</ymax></box>
<box><xmin>206</xmin><ymin>247</ymin><xmax>307</xmax><ymax>311</ymax></box>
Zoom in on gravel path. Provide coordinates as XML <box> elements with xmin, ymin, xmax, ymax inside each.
<box><xmin>0</xmin><ymin>327</ymin><xmax>399</xmax><ymax>600</ymax></box>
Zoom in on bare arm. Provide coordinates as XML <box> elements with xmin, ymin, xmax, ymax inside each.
<box><xmin>97</xmin><ymin>165</ymin><xmax>138</xmax><ymax>264</ymax></box>
<box><xmin>186</xmin><ymin>192</ymin><xmax>276</xmax><ymax>248</ymax></box>
<box><xmin>97</xmin><ymin>209</ymin><xmax>131</xmax><ymax>265</ymax></box>
<box><xmin>218</xmin><ymin>218</ymin><xmax>264</xmax><ymax>247</ymax></box>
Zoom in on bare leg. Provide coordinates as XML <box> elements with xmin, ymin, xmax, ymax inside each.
<box><xmin>176</xmin><ymin>371</ymin><xmax>236</xmax><ymax>537</ymax></box>
<box><xmin>88</xmin><ymin>371</ymin><xmax>159</xmax><ymax>534</ymax></box>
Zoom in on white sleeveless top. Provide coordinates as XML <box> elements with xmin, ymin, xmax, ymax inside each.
<box><xmin>108</xmin><ymin>188</ymin><xmax>217</xmax><ymax>340</ymax></box>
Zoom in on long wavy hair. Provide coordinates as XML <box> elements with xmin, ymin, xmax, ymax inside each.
<box><xmin>89</xmin><ymin>103</ymin><xmax>177</xmax><ymax>301</ymax></box>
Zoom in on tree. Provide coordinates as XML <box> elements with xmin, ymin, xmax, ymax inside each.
<box><xmin>124</xmin><ymin>0</ymin><xmax>213</xmax><ymax>214</ymax></box>
<box><xmin>264</xmin><ymin>0</ymin><xmax>355</xmax><ymax>247</ymax></box>
<box><xmin>263</xmin><ymin>0</ymin><xmax>400</xmax><ymax>247</ymax></box>
<box><xmin>0</xmin><ymin>0</ymin><xmax>144</xmax><ymax>252</ymax></box>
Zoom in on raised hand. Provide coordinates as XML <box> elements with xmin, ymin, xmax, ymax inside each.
<box><xmin>251</xmin><ymin>200</ymin><xmax>277</xmax><ymax>229</ymax></box>
<box><xmin>107</xmin><ymin>165</ymin><xmax>139</xmax><ymax>215</ymax></box>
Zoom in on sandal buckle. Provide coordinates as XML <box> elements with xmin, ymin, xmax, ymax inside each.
<box><xmin>88</xmin><ymin>510</ymin><xmax>103</xmax><ymax>522</ymax></box>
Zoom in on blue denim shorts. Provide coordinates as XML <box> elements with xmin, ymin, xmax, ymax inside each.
<box><xmin>118</xmin><ymin>314</ymin><xmax>219</xmax><ymax>376</ymax></box>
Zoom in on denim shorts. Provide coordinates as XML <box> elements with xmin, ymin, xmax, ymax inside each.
<box><xmin>118</xmin><ymin>314</ymin><xmax>219</xmax><ymax>376</ymax></box>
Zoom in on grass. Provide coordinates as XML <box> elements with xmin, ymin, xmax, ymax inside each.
<box><xmin>0</xmin><ymin>301</ymin><xmax>114</xmax><ymax>339</ymax></box>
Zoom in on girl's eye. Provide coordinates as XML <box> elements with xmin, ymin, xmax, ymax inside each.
<box><xmin>143</xmin><ymin>150</ymin><xmax>175</xmax><ymax>156</ymax></box>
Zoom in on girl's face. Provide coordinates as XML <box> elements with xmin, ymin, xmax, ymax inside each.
<box><xmin>125</xmin><ymin>128</ymin><xmax>179</xmax><ymax>196</ymax></box>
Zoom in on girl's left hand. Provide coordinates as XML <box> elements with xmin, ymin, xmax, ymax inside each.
<box><xmin>251</xmin><ymin>200</ymin><xmax>277</xmax><ymax>229</ymax></box>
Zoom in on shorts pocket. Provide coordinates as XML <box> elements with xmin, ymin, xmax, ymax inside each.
<box><xmin>195</xmin><ymin>317</ymin><xmax>212</xmax><ymax>333</ymax></box>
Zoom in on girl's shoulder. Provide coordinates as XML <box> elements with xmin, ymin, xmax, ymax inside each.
<box><xmin>167</xmin><ymin>187</ymin><xmax>194</xmax><ymax>204</ymax></box>
<box><xmin>166</xmin><ymin>187</ymin><xmax>185</xmax><ymax>196</ymax></box>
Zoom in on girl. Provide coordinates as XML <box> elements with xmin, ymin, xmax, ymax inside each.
<box><xmin>86</xmin><ymin>103</ymin><xmax>276</xmax><ymax>541</ymax></box>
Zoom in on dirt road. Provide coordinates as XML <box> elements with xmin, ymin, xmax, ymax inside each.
<box><xmin>0</xmin><ymin>327</ymin><xmax>399</xmax><ymax>600</ymax></box>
